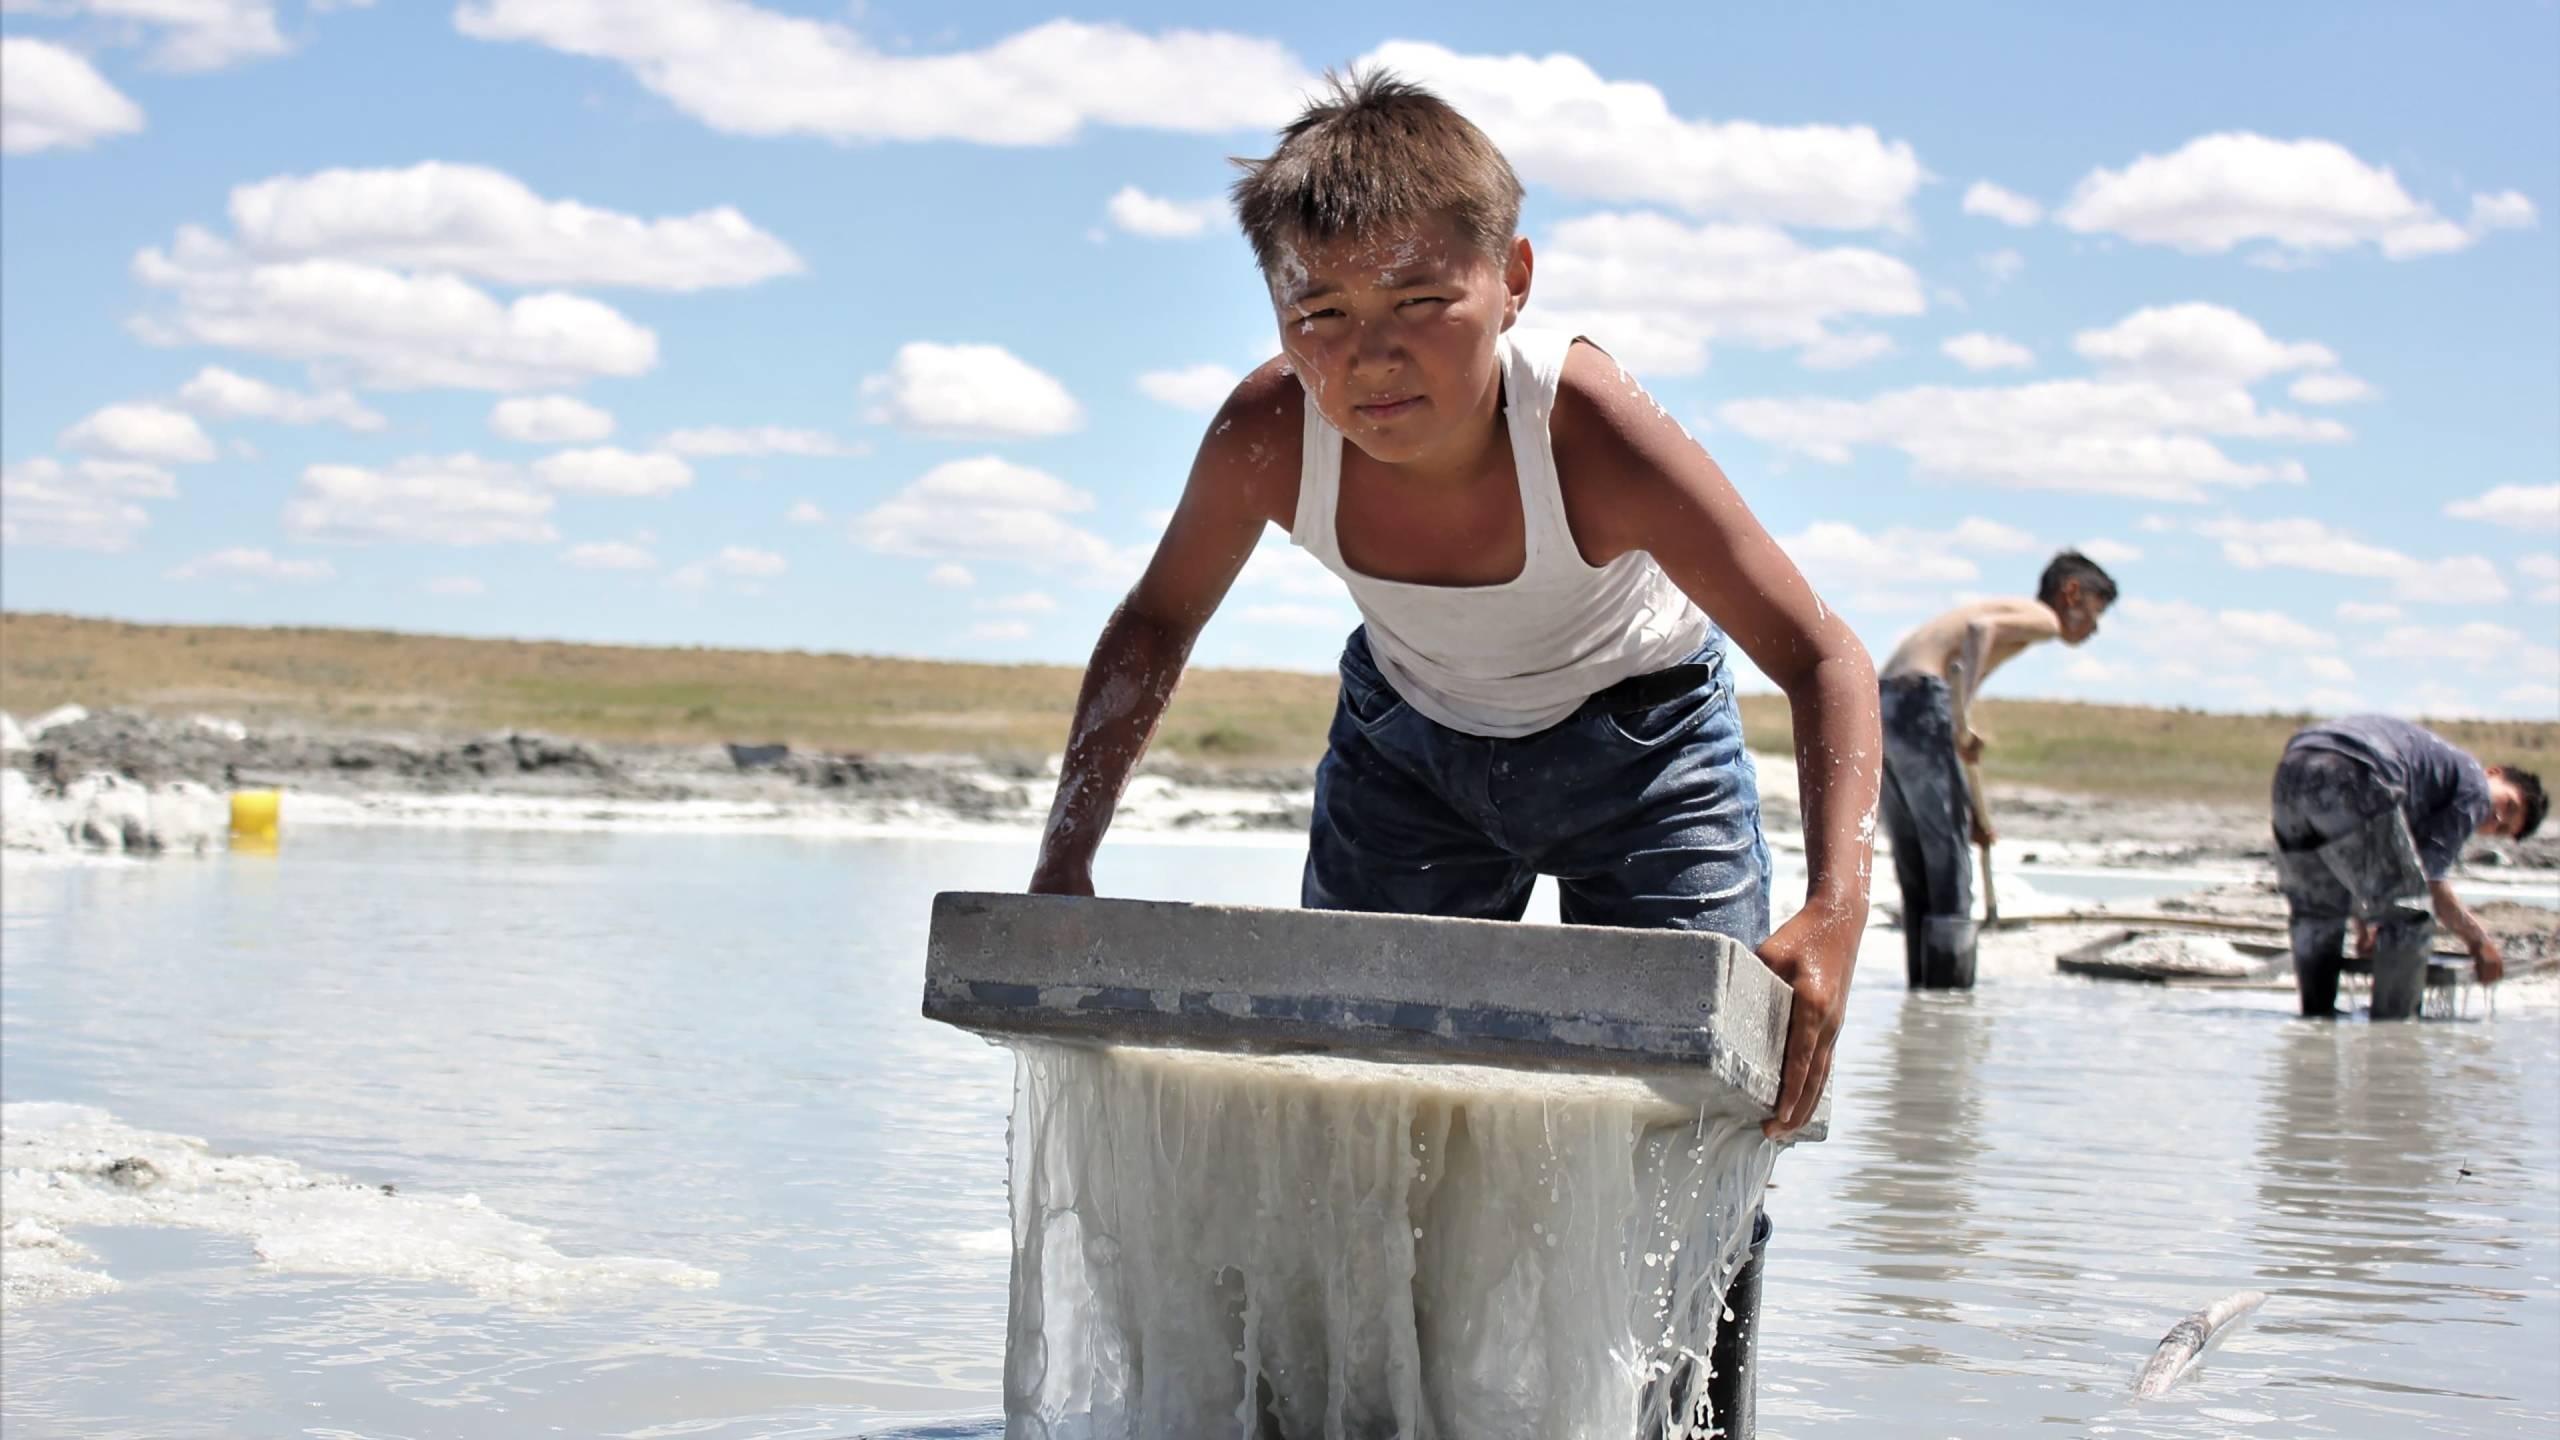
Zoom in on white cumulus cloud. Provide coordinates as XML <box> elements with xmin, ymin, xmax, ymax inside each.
<box><xmin>0</xmin><ymin>457</ymin><xmax>158</xmax><ymax>551</ymax></box>
<box><xmin>455</xmin><ymin>2</ymin><xmax>1307</xmax><ymax>145</ymax></box>
<box><xmin>2056</xmin><ymin>132</ymin><xmax>2531</xmax><ymax>261</ymax></box>
<box><xmin>57</xmin><ymin>0</ymin><xmax>290</xmax><ymax>72</ymax></box>
<box><xmin>532</xmin><ymin>446</ymin><xmax>691</xmax><ymax>497</ymax></box>
<box><xmin>1941</xmin><ymin>332</ymin><xmax>2034</xmax><ymax>372</ymax></box>
<box><xmin>164</xmin><ymin>546</ymin><xmax>335</xmax><ymax>584</ymax></box>
<box><xmin>925</xmin><ymin>562</ymin><xmax>975</xmax><ymax>588</ymax></box>
<box><xmin>560</xmin><ymin>539</ymin><xmax>657</xmax><ymax>570</ymax></box>
<box><xmin>2199</xmin><ymin>515</ymin><xmax>2508</xmax><ymax>604</ymax></box>
<box><xmin>491</xmin><ymin>394</ymin><xmax>615</xmax><ymax>444</ymax></box>
<box><xmin>1534</xmin><ymin>213</ymin><xmax>1925</xmax><ymax>374</ymax></box>
<box><xmin>1</xmin><ymin>37</ymin><xmax>145</xmax><ymax>154</ymax></box>
<box><xmin>2072</xmin><ymin>302</ymin><xmax>2339</xmax><ymax>387</ymax></box>
<box><xmin>849</xmin><ymin>455</ymin><xmax>1129</xmax><ymax>581</ymax></box>
<box><xmin>661</xmin><ymin>425</ymin><xmax>864</xmax><ymax>458</ymax></box>
<box><xmin>2287</xmin><ymin>372</ymin><xmax>2375</xmax><ymax>406</ymax></box>
<box><xmin>1137</xmin><ymin>364</ymin><xmax>1243</xmax><ymax>412</ymax></box>
<box><xmin>861</xmin><ymin>342</ymin><xmax>1082</xmax><ymax>440</ymax></box>
<box><xmin>132</xmin><ymin>228</ymin><xmax>660</xmax><ymax>391</ymax></box>
<box><xmin>59</xmin><ymin>402</ymin><xmax>217</xmax><ymax>463</ymax></box>
<box><xmin>1363</xmin><ymin>40</ymin><xmax>1923</xmax><ymax>229</ymax></box>
<box><xmin>669</xmin><ymin>544</ymin><xmax>786</xmax><ymax>590</ymax></box>
<box><xmin>179</xmin><ymin>365</ymin><xmax>386</xmax><ymax>429</ymax></box>
<box><xmin>1777</xmin><ymin>516</ymin><xmax>2044</xmax><ymax>611</ymax></box>
<box><xmin>223</xmin><ymin>161</ymin><xmax>802</xmax><ymax>289</ymax></box>
<box><xmin>1105</xmin><ymin>186</ymin><xmax>1225</xmax><ymax>239</ymax></box>
<box><xmin>2444</xmin><ymin>483</ymin><xmax>2558</xmax><ymax>532</ymax></box>
<box><xmin>1960</xmin><ymin>180</ymin><xmax>2042</xmax><ymax>227</ymax></box>
<box><xmin>424</xmin><ymin>575</ymin><xmax>487</xmax><ymax>598</ymax></box>
<box><xmin>283</xmin><ymin>453</ymin><xmax>557</xmax><ymax>545</ymax></box>
<box><xmin>1718</xmin><ymin>301</ymin><xmax>2360</xmax><ymax>503</ymax></box>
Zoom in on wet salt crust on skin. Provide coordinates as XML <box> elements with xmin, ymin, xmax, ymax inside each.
<box><xmin>0</xmin><ymin>1103</ymin><xmax>716</xmax><ymax>1310</ymax></box>
<box><xmin>1002</xmin><ymin>1041</ymin><xmax>1778</xmax><ymax>1439</ymax></box>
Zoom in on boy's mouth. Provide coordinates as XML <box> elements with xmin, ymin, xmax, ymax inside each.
<box><xmin>1352</xmin><ymin>394</ymin><xmax>1425</xmax><ymax>422</ymax></box>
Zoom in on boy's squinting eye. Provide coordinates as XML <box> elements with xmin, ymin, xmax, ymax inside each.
<box><xmin>1397</xmin><ymin>296</ymin><xmax>1448</xmax><ymax>310</ymax></box>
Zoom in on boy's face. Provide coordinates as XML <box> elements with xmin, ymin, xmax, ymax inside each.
<box><xmin>2482</xmin><ymin>773</ymin><xmax>2528</xmax><ymax>839</ymax></box>
<box><xmin>2056</xmin><ymin>582</ymin><xmax>2107</xmax><ymax>646</ymax></box>
<box><xmin>1268</xmin><ymin>214</ymin><xmax>1529</xmax><ymax>466</ymax></box>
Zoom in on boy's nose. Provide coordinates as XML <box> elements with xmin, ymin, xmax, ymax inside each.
<box><xmin>1351</xmin><ymin>321</ymin><xmax>1403</xmax><ymax>371</ymax></box>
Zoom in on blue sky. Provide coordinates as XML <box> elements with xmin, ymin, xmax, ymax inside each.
<box><xmin>4</xmin><ymin>1</ymin><xmax>2555</xmax><ymax>718</ymax></box>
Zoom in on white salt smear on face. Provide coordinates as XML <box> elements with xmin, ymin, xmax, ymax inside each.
<box><xmin>1001</xmin><ymin>1041</ymin><xmax>1777</xmax><ymax>1439</ymax></box>
<box><xmin>1</xmin><ymin>1103</ymin><xmax>716</xmax><ymax>1310</ymax></box>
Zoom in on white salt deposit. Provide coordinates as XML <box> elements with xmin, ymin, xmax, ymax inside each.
<box><xmin>23</xmin><ymin>703</ymin><xmax>87</xmax><ymax>739</ymax></box>
<box><xmin>1</xmin><ymin>1103</ymin><xmax>717</xmax><ymax>1310</ymax></box>
<box><xmin>0</xmin><ymin>711</ymin><xmax>25</xmax><ymax>753</ymax></box>
<box><xmin>0</xmin><ymin>772</ymin><xmax>229</xmax><ymax>855</ymax></box>
<box><xmin>2105</xmin><ymin>933</ymin><xmax>2258</xmax><ymax>978</ymax></box>
<box><xmin>1003</xmin><ymin>1041</ymin><xmax>1777</xmax><ymax>1439</ymax></box>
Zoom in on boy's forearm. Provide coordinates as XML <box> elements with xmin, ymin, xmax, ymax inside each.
<box><xmin>1786</xmin><ymin>646</ymin><xmax>1883</xmax><ymax>915</ymax></box>
<box><xmin>1951</xmin><ymin>622</ymin><xmax>1991</xmax><ymax>735</ymax></box>
<box><xmin>1033</xmin><ymin>600</ymin><xmax>1194</xmax><ymax>883</ymax></box>
<box><xmin>2428</xmin><ymin>880</ymin><xmax>2485</xmax><ymax>943</ymax></box>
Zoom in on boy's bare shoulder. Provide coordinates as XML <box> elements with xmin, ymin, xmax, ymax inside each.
<box><xmin>1547</xmin><ymin>338</ymin><xmax>1700</xmax><ymax>556</ymax></box>
<box><xmin>1549</xmin><ymin>337</ymin><xmax>1656</xmax><ymax>467</ymax></box>
<box><xmin>1195</xmin><ymin>356</ymin><xmax>1305</xmax><ymax>525</ymax></box>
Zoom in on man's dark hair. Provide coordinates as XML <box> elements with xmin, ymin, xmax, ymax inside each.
<box><xmin>2499</xmin><ymin>766</ymin><xmax>2548</xmax><ymax>839</ymax></box>
<box><xmin>2038</xmin><ymin>550</ymin><xmax>2119</xmax><ymax>609</ymax></box>
<box><xmin>1230</xmin><ymin>67</ymin><xmax>1524</xmax><ymax>279</ymax></box>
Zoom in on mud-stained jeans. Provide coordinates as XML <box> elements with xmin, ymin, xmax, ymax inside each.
<box><xmin>1878</xmin><ymin>674</ymin><xmax>1976</xmax><ymax>989</ymax></box>
<box><xmin>2270</xmin><ymin>747</ymin><xmax>2434</xmax><ymax>1020</ymax></box>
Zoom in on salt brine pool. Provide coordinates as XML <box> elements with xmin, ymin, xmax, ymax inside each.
<box><xmin>4</xmin><ymin>826</ymin><xmax>2553</xmax><ymax>1438</ymax></box>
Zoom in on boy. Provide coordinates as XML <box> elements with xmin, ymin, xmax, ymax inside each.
<box><xmin>1874</xmin><ymin>552</ymin><xmax>2117</xmax><ymax>988</ymax></box>
<box><xmin>2271</xmin><ymin>715</ymin><xmax>2545</xmax><ymax>1019</ymax></box>
<box><xmin>1028</xmin><ymin>70</ymin><xmax>1879</xmax><ymax>1143</ymax></box>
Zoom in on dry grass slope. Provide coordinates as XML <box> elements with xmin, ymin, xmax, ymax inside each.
<box><xmin>7</xmin><ymin>612</ymin><xmax>2552</xmax><ymax>804</ymax></box>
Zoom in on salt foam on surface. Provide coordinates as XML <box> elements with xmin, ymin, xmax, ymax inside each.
<box><xmin>1003</xmin><ymin>1041</ymin><xmax>1777</xmax><ymax>1439</ymax></box>
<box><xmin>1</xmin><ymin>1103</ymin><xmax>716</xmax><ymax>1310</ymax></box>
<box><xmin>1</xmin><ymin>770</ymin><xmax>229</xmax><ymax>856</ymax></box>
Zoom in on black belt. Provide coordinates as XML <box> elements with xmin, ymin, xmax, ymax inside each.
<box><xmin>1586</xmin><ymin>659</ymin><xmax>1721</xmax><ymax>714</ymax></box>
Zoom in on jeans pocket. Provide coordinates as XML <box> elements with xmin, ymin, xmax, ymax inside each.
<box><xmin>1339</xmin><ymin>667</ymin><xmax>1410</xmax><ymax>734</ymax></box>
<box><xmin>1599</xmin><ymin>679</ymin><xmax>1723</xmax><ymax>748</ymax></box>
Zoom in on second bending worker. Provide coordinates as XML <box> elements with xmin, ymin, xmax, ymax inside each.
<box><xmin>2272</xmin><ymin>716</ymin><xmax>2544</xmax><ymax>1019</ymax></box>
<box><xmin>1876</xmin><ymin>552</ymin><xmax>2117</xmax><ymax>988</ymax></box>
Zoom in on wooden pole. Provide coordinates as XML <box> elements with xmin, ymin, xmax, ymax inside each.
<box><xmin>1963</xmin><ymin>757</ymin><xmax>1999</xmax><ymax>925</ymax></box>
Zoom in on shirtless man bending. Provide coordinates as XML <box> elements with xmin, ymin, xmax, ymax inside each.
<box><xmin>1874</xmin><ymin>551</ymin><xmax>2117</xmax><ymax>987</ymax></box>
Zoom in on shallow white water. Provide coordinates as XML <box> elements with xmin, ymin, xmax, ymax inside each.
<box><xmin>2</xmin><ymin>826</ymin><xmax>2553</xmax><ymax>1439</ymax></box>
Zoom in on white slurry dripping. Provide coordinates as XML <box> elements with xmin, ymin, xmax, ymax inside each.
<box><xmin>1002</xmin><ymin>1041</ymin><xmax>1777</xmax><ymax>1439</ymax></box>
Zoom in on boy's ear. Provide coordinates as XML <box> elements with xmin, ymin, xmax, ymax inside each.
<box><xmin>1503</xmin><ymin>234</ymin><xmax>1534</xmax><ymax>329</ymax></box>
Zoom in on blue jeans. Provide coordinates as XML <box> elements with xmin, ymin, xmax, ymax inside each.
<box><xmin>1302</xmin><ymin>628</ymin><xmax>1773</xmax><ymax>944</ymax></box>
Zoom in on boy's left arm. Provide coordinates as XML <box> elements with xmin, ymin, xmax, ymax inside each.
<box><xmin>1557</xmin><ymin>350</ymin><xmax>1881</xmax><ymax>1139</ymax></box>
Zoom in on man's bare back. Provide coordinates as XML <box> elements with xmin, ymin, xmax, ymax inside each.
<box><xmin>1880</xmin><ymin>597</ymin><xmax>2064</xmax><ymax>688</ymax></box>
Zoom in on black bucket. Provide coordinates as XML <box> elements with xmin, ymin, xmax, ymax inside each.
<box><xmin>1643</xmin><ymin>1207</ymin><xmax>1773</xmax><ymax>1439</ymax></box>
<box><xmin>1704</xmin><ymin>1208</ymin><xmax>1773</xmax><ymax>1437</ymax></box>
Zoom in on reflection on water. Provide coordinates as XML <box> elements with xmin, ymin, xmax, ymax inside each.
<box><xmin>1833</xmin><ymin>992</ymin><xmax>1996</xmax><ymax>1350</ymax></box>
<box><xmin>3</xmin><ymin>830</ymin><xmax>2555</xmax><ymax>1439</ymax></box>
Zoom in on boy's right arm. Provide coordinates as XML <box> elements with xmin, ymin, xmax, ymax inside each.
<box><xmin>1949</xmin><ymin>600</ymin><xmax>2060</xmax><ymax>759</ymax></box>
<box><xmin>1029</xmin><ymin>366</ymin><xmax>1299</xmax><ymax>895</ymax></box>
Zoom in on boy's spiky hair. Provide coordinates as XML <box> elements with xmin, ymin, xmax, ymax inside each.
<box><xmin>2499</xmin><ymin>766</ymin><xmax>2548</xmax><ymax>839</ymax></box>
<box><xmin>2038</xmin><ymin>550</ymin><xmax>2119</xmax><ymax>608</ymax></box>
<box><xmin>1230</xmin><ymin>67</ymin><xmax>1524</xmax><ymax>278</ymax></box>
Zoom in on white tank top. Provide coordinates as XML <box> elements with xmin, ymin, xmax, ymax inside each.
<box><xmin>1290</xmin><ymin>326</ymin><xmax>1713</xmax><ymax>739</ymax></box>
